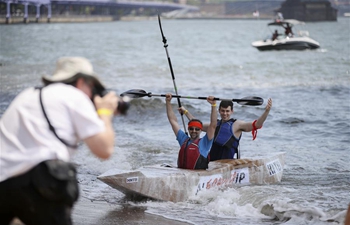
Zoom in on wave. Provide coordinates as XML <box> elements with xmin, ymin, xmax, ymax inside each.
<box><xmin>261</xmin><ymin>203</ymin><xmax>347</xmax><ymax>225</ymax></box>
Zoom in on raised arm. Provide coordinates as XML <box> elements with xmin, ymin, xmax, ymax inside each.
<box><xmin>236</xmin><ymin>98</ymin><xmax>272</xmax><ymax>133</ymax></box>
<box><xmin>166</xmin><ymin>93</ymin><xmax>180</xmax><ymax>136</ymax></box>
<box><xmin>206</xmin><ymin>96</ymin><xmax>217</xmax><ymax>140</ymax></box>
<box><xmin>255</xmin><ymin>98</ymin><xmax>272</xmax><ymax>128</ymax></box>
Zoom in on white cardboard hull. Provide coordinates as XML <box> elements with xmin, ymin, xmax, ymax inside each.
<box><xmin>98</xmin><ymin>152</ymin><xmax>285</xmax><ymax>202</ymax></box>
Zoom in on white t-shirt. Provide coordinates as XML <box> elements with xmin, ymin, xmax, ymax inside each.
<box><xmin>0</xmin><ymin>83</ymin><xmax>105</xmax><ymax>182</ymax></box>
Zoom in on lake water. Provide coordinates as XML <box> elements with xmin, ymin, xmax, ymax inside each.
<box><xmin>0</xmin><ymin>17</ymin><xmax>349</xmax><ymax>225</ymax></box>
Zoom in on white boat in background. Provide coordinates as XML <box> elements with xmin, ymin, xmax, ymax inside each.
<box><xmin>98</xmin><ymin>152</ymin><xmax>286</xmax><ymax>202</ymax></box>
<box><xmin>252</xmin><ymin>19</ymin><xmax>320</xmax><ymax>51</ymax></box>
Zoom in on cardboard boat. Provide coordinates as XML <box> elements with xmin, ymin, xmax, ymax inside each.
<box><xmin>98</xmin><ymin>152</ymin><xmax>285</xmax><ymax>202</ymax></box>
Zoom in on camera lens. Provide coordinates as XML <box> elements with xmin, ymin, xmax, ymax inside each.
<box><xmin>117</xmin><ymin>96</ymin><xmax>131</xmax><ymax>115</ymax></box>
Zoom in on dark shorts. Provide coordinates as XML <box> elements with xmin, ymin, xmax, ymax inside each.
<box><xmin>0</xmin><ymin>160</ymin><xmax>79</xmax><ymax>225</ymax></box>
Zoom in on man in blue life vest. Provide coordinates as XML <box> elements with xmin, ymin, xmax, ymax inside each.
<box><xmin>179</xmin><ymin>98</ymin><xmax>272</xmax><ymax>161</ymax></box>
<box><xmin>165</xmin><ymin>93</ymin><xmax>217</xmax><ymax>169</ymax></box>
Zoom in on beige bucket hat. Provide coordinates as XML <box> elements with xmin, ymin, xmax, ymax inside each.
<box><xmin>42</xmin><ymin>57</ymin><xmax>105</xmax><ymax>93</ymax></box>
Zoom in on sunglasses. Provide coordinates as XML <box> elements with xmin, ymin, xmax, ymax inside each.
<box><xmin>188</xmin><ymin>127</ymin><xmax>200</xmax><ymax>131</ymax></box>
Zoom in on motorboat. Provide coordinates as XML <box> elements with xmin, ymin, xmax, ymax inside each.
<box><xmin>252</xmin><ymin>19</ymin><xmax>320</xmax><ymax>51</ymax></box>
<box><xmin>98</xmin><ymin>152</ymin><xmax>285</xmax><ymax>202</ymax></box>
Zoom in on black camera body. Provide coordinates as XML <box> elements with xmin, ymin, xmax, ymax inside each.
<box><xmin>97</xmin><ymin>89</ymin><xmax>131</xmax><ymax>115</ymax></box>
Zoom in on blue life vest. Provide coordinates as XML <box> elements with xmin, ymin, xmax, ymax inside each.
<box><xmin>178</xmin><ymin>138</ymin><xmax>209</xmax><ymax>170</ymax></box>
<box><xmin>209</xmin><ymin>119</ymin><xmax>241</xmax><ymax>161</ymax></box>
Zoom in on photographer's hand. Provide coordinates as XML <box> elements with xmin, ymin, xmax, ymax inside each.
<box><xmin>85</xmin><ymin>92</ymin><xmax>118</xmax><ymax>159</ymax></box>
<box><xmin>94</xmin><ymin>91</ymin><xmax>119</xmax><ymax>118</ymax></box>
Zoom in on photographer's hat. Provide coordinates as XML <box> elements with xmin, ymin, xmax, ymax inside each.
<box><xmin>42</xmin><ymin>57</ymin><xmax>105</xmax><ymax>92</ymax></box>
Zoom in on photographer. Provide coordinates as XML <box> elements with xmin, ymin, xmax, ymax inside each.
<box><xmin>0</xmin><ymin>57</ymin><xmax>121</xmax><ymax>225</ymax></box>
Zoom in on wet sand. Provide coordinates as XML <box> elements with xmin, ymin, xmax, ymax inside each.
<box><xmin>72</xmin><ymin>197</ymin><xmax>190</xmax><ymax>225</ymax></box>
<box><xmin>10</xmin><ymin>197</ymin><xmax>189</xmax><ymax>225</ymax></box>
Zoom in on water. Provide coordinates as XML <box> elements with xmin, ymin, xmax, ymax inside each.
<box><xmin>1</xmin><ymin>18</ymin><xmax>349</xmax><ymax>225</ymax></box>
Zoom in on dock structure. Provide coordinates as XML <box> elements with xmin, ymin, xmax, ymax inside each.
<box><xmin>0</xmin><ymin>0</ymin><xmax>199</xmax><ymax>24</ymax></box>
<box><xmin>1</xmin><ymin>0</ymin><xmax>50</xmax><ymax>23</ymax></box>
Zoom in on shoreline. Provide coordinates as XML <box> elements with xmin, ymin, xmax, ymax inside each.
<box><xmin>1</xmin><ymin>14</ymin><xmax>345</xmax><ymax>24</ymax></box>
<box><xmin>0</xmin><ymin>15</ymin><xmax>272</xmax><ymax>25</ymax></box>
<box><xmin>0</xmin><ymin>16</ymin><xmax>116</xmax><ymax>25</ymax></box>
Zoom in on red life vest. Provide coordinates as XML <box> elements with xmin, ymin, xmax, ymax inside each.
<box><xmin>178</xmin><ymin>138</ymin><xmax>209</xmax><ymax>170</ymax></box>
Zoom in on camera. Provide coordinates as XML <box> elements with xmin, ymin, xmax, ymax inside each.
<box><xmin>97</xmin><ymin>89</ymin><xmax>131</xmax><ymax>115</ymax></box>
<box><xmin>117</xmin><ymin>96</ymin><xmax>131</xmax><ymax>115</ymax></box>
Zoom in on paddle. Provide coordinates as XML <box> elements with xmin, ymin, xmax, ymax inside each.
<box><xmin>158</xmin><ymin>14</ymin><xmax>188</xmax><ymax>134</ymax></box>
<box><xmin>120</xmin><ymin>89</ymin><xmax>264</xmax><ymax>106</ymax></box>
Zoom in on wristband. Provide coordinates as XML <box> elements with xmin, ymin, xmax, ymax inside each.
<box><xmin>184</xmin><ymin>110</ymin><xmax>188</xmax><ymax>114</ymax></box>
<box><xmin>252</xmin><ymin>120</ymin><xmax>262</xmax><ymax>140</ymax></box>
<box><xmin>97</xmin><ymin>108</ymin><xmax>113</xmax><ymax>116</ymax></box>
<box><xmin>212</xmin><ymin>104</ymin><xmax>217</xmax><ymax>107</ymax></box>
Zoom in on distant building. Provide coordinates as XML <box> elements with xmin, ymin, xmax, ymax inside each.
<box><xmin>224</xmin><ymin>1</ymin><xmax>283</xmax><ymax>17</ymax></box>
<box><xmin>198</xmin><ymin>0</ymin><xmax>341</xmax><ymax>21</ymax></box>
<box><xmin>277</xmin><ymin>0</ymin><xmax>337</xmax><ymax>21</ymax></box>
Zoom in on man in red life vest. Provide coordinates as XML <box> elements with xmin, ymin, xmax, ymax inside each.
<box><xmin>166</xmin><ymin>93</ymin><xmax>217</xmax><ymax>170</ymax></box>
<box><xmin>179</xmin><ymin>98</ymin><xmax>272</xmax><ymax>160</ymax></box>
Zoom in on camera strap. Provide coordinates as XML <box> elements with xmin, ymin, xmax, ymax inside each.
<box><xmin>36</xmin><ymin>87</ymin><xmax>78</xmax><ymax>149</ymax></box>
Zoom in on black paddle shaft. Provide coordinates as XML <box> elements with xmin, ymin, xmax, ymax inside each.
<box><xmin>146</xmin><ymin>94</ymin><xmax>263</xmax><ymax>105</ymax></box>
<box><xmin>158</xmin><ymin>14</ymin><xmax>187</xmax><ymax>134</ymax></box>
<box><xmin>120</xmin><ymin>89</ymin><xmax>264</xmax><ymax>106</ymax></box>
<box><xmin>158</xmin><ymin>15</ymin><xmax>182</xmax><ymax>107</ymax></box>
